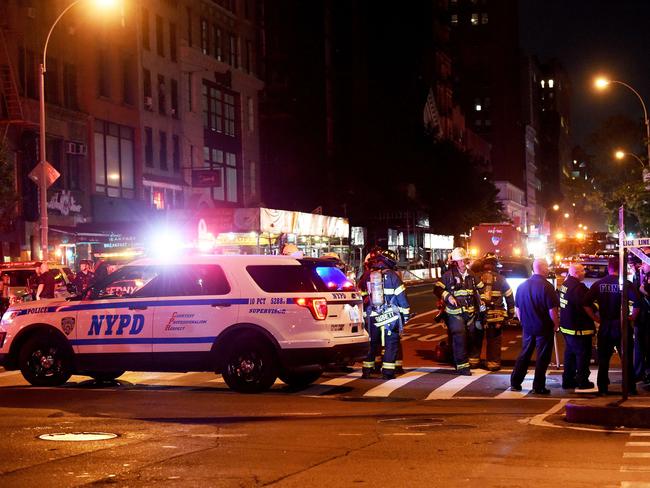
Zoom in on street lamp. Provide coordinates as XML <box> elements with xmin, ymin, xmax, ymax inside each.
<box><xmin>614</xmin><ymin>149</ymin><xmax>645</xmax><ymax>169</ymax></box>
<box><xmin>594</xmin><ymin>76</ymin><xmax>650</xmax><ymax>166</ymax></box>
<box><xmin>37</xmin><ymin>0</ymin><xmax>120</xmax><ymax>260</ymax></box>
<box><xmin>564</xmin><ymin>212</ymin><xmax>570</xmax><ymax>219</ymax></box>
<box><xmin>552</xmin><ymin>204</ymin><xmax>560</xmax><ymax>211</ymax></box>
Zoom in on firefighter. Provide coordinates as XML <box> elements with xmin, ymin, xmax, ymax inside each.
<box><xmin>469</xmin><ymin>253</ymin><xmax>515</xmax><ymax>371</ymax></box>
<box><xmin>434</xmin><ymin>247</ymin><xmax>485</xmax><ymax>375</ymax></box>
<box><xmin>360</xmin><ymin>249</ymin><xmax>411</xmax><ymax>379</ymax></box>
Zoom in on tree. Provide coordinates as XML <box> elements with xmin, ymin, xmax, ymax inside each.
<box><xmin>576</xmin><ymin>115</ymin><xmax>649</xmax><ymax>234</ymax></box>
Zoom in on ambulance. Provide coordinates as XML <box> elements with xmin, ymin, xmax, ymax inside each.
<box><xmin>0</xmin><ymin>255</ymin><xmax>368</xmax><ymax>393</ymax></box>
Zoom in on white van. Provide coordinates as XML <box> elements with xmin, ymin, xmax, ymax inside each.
<box><xmin>0</xmin><ymin>255</ymin><xmax>368</xmax><ymax>392</ymax></box>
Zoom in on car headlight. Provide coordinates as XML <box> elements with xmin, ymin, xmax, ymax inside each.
<box><xmin>1</xmin><ymin>310</ymin><xmax>18</xmax><ymax>326</ymax></box>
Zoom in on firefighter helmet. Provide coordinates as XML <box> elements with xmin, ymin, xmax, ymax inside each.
<box><xmin>450</xmin><ymin>247</ymin><xmax>469</xmax><ymax>262</ymax></box>
<box><xmin>483</xmin><ymin>252</ymin><xmax>499</xmax><ymax>266</ymax></box>
<box><xmin>375</xmin><ymin>249</ymin><xmax>398</xmax><ymax>269</ymax></box>
<box><xmin>281</xmin><ymin>243</ymin><xmax>303</xmax><ymax>257</ymax></box>
<box><xmin>321</xmin><ymin>252</ymin><xmax>340</xmax><ymax>261</ymax></box>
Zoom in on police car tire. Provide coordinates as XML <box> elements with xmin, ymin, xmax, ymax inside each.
<box><xmin>279</xmin><ymin>370</ymin><xmax>322</xmax><ymax>388</ymax></box>
<box><xmin>19</xmin><ymin>332</ymin><xmax>73</xmax><ymax>387</ymax></box>
<box><xmin>88</xmin><ymin>371</ymin><xmax>125</xmax><ymax>382</ymax></box>
<box><xmin>222</xmin><ymin>338</ymin><xmax>277</xmax><ymax>393</ymax></box>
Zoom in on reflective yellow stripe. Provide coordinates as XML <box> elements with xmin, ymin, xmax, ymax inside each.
<box><xmin>395</xmin><ymin>359</ymin><xmax>403</xmax><ymax>366</ymax></box>
<box><xmin>363</xmin><ymin>361</ymin><xmax>375</xmax><ymax>368</ymax></box>
<box><xmin>435</xmin><ymin>282</ymin><xmax>446</xmax><ymax>289</ymax></box>
<box><xmin>384</xmin><ymin>288</ymin><xmax>395</xmax><ymax>294</ymax></box>
<box><xmin>559</xmin><ymin>327</ymin><xmax>595</xmax><ymax>336</ymax></box>
<box><xmin>447</xmin><ymin>308</ymin><xmax>462</xmax><ymax>315</ymax></box>
<box><xmin>395</xmin><ymin>284</ymin><xmax>406</xmax><ymax>295</ymax></box>
<box><xmin>504</xmin><ymin>289</ymin><xmax>513</xmax><ymax>297</ymax></box>
<box><xmin>399</xmin><ymin>307</ymin><xmax>410</xmax><ymax>314</ymax></box>
<box><xmin>383</xmin><ymin>362</ymin><xmax>396</xmax><ymax>370</ymax></box>
<box><xmin>442</xmin><ymin>290</ymin><xmax>450</xmax><ymax>300</ymax></box>
<box><xmin>490</xmin><ymin>291</ymin><xmax>503</xmax><ymax>297</ymax></box>
<box><xmin>457</xmin><ymin>362</ymin><xmax>470</xmax><ymax>369</ymax></box>
<box><xmin>453</xmin><ymin>290</ymin><xmax>473</xmax><ymax>297</ymax></box>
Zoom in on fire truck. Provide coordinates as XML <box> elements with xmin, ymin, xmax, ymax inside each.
<box><xmin>468</xmin><ymin>223</ymin><xmax>526</xmax><ymax>259</ymax></box>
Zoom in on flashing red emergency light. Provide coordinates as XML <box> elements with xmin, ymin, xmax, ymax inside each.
<box><xmin>295</xmin><ymin>297</ymin><xmax>328</xmax><ymax>320</ymax></box>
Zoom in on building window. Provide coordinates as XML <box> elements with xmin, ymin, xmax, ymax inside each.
<box><xmin>172</xmin><ymin>134</ymin><xmax>180</xmax><ymax>173</ymax></box>
<box><xmin>213</xmin><ymin>25</ymin><xmax>222</xmax><ymax>61</ymax></box>
<box><xmin>97</xmin><ymin>47</ymin><xmax>110</xmax><ymax>98</ymax></box>
<box><xmin>171</xmin><ymin>79</ymin><xmax>179</xmax><ymax>118</ymax></box>
<box><xmin>67</xmin><ymin>153</ymin><xmax>82</xmax><ymax>191</ymax></box>
<box><xmin>541</xmin><ymin>80</ymin><xmax>545</xmax><ymax>88</ymax></box>
<box><xmin>169</xmin><ymin>22</ymin><xmax>177</xmax><ymax>62</ymax></box>
<box><xmin>122</xmin><ymin>54</ymin><xmax>135</xmax><ymax>105</ymax></box>
<box><xmin>152</xmin><ymin>188</ymin><xmax>164</xmax><ymax>209</ymax></box>
<box><xmin>202</xmin><ymin>83</ymin><xmax>237</xmax><ymax>137</ymax></box>
<box><xmin>156</xmin><ymin>15</ymin><xmax>164</xmax><ymax>57</ymax></box>
<box><xmin>44</xmin><ymin>57</ymin><xmax>60</xmax><ymax>105</ymax></box>
<box><xmin>63</xmin><ymin>63</ymin><xmax>78</xmax><ymax>110</ymax></box>
<box><xmin>245</xmin><ymin>39</ymin><xmax>252</xmax><ymax>73</ymax></box>
<box><xmin>18</xmin><ymin>47</ymin><xmax>38</xmax><ymax>99</ymax></box>
<box><xmin>159</xmin><ymin>131</ymin><xmax>168</xmax><ymax>170</ymax></box>
<box><xmin>94</xmin><ymin>120</ymin><xmax>135</xmax><ymax>198</ymax></box>
<box><xmin>228</xmin><ymin>33</ymin><xmax>237</xmax><ymax>67</ymax></box>
<box><xmin>186</xmin><ymin>7</ymin><xmax>192</xmax><ymax>47</ymax></box>
<box><xmin>451</xmin><ymin>14</ymin><xmax>458</xmax><ymax>25</ymax></box>
<box><xmin>186</xmin><ymin>72</ymin><xmax>193</xmax><ymax>112</ymax></box>
<box><xmin>158</xmin><ymin>74</ymin><xmax>166</xmax><ymax>115</ymax></box>
<box><xmin>247</xmin><ymin>97</ymin><xmax>254</xmax><ymax>133</ymax></box>
<box><xmin>200</xmin><ymin>18</ymin><xmax>209</xmax><ymax>55</ymax></box>
<box><xmin>248</xmin><ymin>160</ymin><xmax>257</xmax><ymax>199</ymax></box>
<box><xmin>548</xmin><ymin>79</ymin><xmax>555</xmax><ymax>88</ymax></box>
<box><xmin>142</xmin><ymin>8</ymin><xmax>150</xmax><ymax>50</ymax></box>
<box><xmin>144</xmin><ymin>127</ymin><xmax>153</xmax><ymax>168</ymax></box>
<box><xmin>143</xmin><ymin>69</ymin><xmax>152</xmax><ymax>110</ymax></box>
<box><xmin>481</xmin><ymin>12</ymin><xmax>488</xmax><ymax>24</ymax></box>
<box><xmin>471</xmin><ymin>13</ymin><xmax>479</xmax><ymax>25</ymax></box>
<box><xmin>204</xmin><ymin>146</ymin><xmax>238</xmax><ymax>203</ymax></box>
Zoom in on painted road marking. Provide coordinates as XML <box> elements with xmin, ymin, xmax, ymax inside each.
<box><xmin>500</xmin><ymin>347</ymin><xmax>508</xmax><ymax>351</ymax></box>
<box><xmin>623</xmin><ymin>453</ymin><xmax>650</xmax><ymax>458</ymax></box>
<box><xmin>626</xmin><ymin>442</ymin><xmax>650</xmax><ymax>447</ymax></box>
<box><xmin>621</xmin><ymin>483</ymin><xmax>650</xmax><ymax>487</ymax></box>
<box><xmin>301</xmin><ymin>371</ymin><xmax>363</xmax><ymax>396</ymax></box>
<box><xmin>0</xmin><ymin>370</ymin><xmax>21</xmax><ymax>378</ymax></box>
<box><xmin>424</xmin><ymin>370</ymin><xmax>488</xmax><ymax>400</ymax></box>
<box><xmin>364</xmin><ymin>370</ymin><xmax>431</xmax><ymax>397</ymax></box>
<box><xmin>496</xmin><ymin>370</ymin><xmax>533</xmax><ymax>399</ymax></box>
<box><xmin>620</xmin><ymin>466</ymin><xmax>650</xmax><ymax>472</ymax></box>
<box><xmin>631</xmin><ymin>433</ymin><xmax>650</xmax><ymax>437</ymax></box>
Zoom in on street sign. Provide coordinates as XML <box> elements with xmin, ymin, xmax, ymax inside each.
<box><xmin>191</xmin><ymin>169</ymin><xmax>221</xmax><ymax>188</ymax></box>
<box><xmin>28</xmin><ymin>161</ymin><xmax>60</xmax><ymax>188</ymax></box>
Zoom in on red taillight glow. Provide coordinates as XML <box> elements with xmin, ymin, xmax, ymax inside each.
<box><xmin>295</xmin><ymin>297</ymin><xmax>328</xmax><ymax>320</ymax></box>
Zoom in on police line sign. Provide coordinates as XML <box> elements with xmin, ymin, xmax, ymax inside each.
<box><xmin>623</xmin><ymin>238</ymin><xmax>650</xmax><ymax>248</ymax></box>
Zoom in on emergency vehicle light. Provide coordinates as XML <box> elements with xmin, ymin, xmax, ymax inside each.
<box><xmin>295</xmin><ymin>297</ymin><xmax>328</xmax><ymax>320</ymax></box>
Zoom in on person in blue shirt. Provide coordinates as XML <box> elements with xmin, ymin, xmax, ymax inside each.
<box><xmin>510</xmin><ymin>259</ymin><xmax>560</xmax><ymax>394</ymax></box>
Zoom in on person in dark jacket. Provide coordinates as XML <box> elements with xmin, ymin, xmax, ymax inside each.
<box><xmin>559</xmin><ymin>263</ymin><xmax>596</xmax><ymax>390</ymax></box>
<box><xmin>73</xmin><ymin>260</ymin><xmax>96</xmax><ymax>295</ymax></box>
<box><xmin>584</xmin><ymin>257</ymin><xmax>640</xmax><ymax>395</ymax></box>
<box><xmin>510</xmin><ymin>259</ymin><xmax>560</xmax><ymax>394</ymax></box>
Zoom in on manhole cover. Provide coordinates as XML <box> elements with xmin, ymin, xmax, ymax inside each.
<box><xmin>38</xmin><ymin>432</ymin><xmax>118</xmax><ymax>442</ymax></box>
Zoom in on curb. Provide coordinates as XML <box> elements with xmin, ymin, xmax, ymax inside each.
<box><xmin>565</xmin><ymin>400</ymin><xmax>650</xmax><ymax>428</ymax></box>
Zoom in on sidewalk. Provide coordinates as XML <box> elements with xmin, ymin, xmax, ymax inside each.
<box><xmin>566</xmin><ymin>396</ymin><xmax>650</xmax><ymax>428</ymax></box>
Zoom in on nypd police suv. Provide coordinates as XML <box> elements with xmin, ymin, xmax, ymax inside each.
<box><xmin>0</xmin><ymin>255</ymin><xmax>368</xmax><ymax>393</ymax></box>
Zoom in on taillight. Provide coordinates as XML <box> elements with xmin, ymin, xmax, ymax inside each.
<box><xmin>295</xmin><ymin>297</ymin><xmax>328</xmax><ymax>320</ymax></box>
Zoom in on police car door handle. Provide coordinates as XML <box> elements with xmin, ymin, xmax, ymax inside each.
<box><xmin>211</xmin><ymin>303</ymin><xmax>231</xmax><ymax>307</ymax></box>
<box><xmin>128</xmin><ymin>305</ymin><xmax>148</xmax><ymax>310</ymax></box>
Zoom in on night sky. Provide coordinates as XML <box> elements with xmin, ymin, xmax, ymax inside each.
<box><xmin>519</xmin><ymin>0</ymin><xmax>650</xmax><ymax>148</ymax></box>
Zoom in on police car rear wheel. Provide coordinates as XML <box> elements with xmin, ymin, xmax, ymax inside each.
<box><xmin>222</xmin><ymin>339</ymin><xmax>277</xmax><ymax>393</ymax></box>
<box><xmin>19</xmin><ymin>333</ymin><xmax>72</xmax><ymax>387</ymax></box>
<box><xmin>279</xmin><ymin>370</ymin><xmax>322</xmax><ymax>388</ymax></box>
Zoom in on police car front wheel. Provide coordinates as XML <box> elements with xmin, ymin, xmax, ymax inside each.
<box><xmin>19</xmin><ymin>332</ymin><xmax>73</xmax><ymax>387</ymax></box>
<box><xmin>222</xmin><ymin>338</ymin><xmax>277</xmax><ymax>393</ymax></box>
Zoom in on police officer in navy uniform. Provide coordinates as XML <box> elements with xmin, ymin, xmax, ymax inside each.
<box><xmin>360</xmin><ymin>249</ymin><xmax>411</xmax><ymax>379</ymax></box>
<box><xmin>510</xmin><ymin>259</ymin><xmax>559</xmax><ymax>394</ymax></box>
<box><xmin>434</xmin><ymin>247</ymin><xmax>484</xmax><ymax>375</ymax></box>
<box><xmin>558</xmin><ymin>263</ymin><xmax>596</xmax><ymax>390</ymax></box>
<box><xmin>584</xmin><ymin>257</ymin><xmax>640</xmax><ymax>395</ymax></box>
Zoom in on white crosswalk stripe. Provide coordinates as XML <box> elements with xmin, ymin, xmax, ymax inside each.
<box><xmin>0</xmin><ymin>367</ymin><xmax>634</xmax><ymax>401</ymax></box>
<box><xmin>425</xmin><ymin>370</ymin><xmax>489</xmax><ymax>400</ymax></box>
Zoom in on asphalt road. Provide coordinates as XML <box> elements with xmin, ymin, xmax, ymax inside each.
<box><xmin>1</xmin><ymin>283</ymin><xmax>649</xmax><ymax>487</ymax></box>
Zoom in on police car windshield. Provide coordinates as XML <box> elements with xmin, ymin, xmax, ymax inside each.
<box><xmin>88</xmin><ymin>266</ymin><xmax>160</xmax><ymax>299</ymax></box>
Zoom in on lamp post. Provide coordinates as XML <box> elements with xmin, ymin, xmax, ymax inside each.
<box><xmin>595</xmin><ymin>77</ymin><xmax>650</xmax><ymax>165</ymax></box>
<box><xmin>37</xmin><ymin>0</ymin><xmax>118</xmax><ymax>260</ymax></box>
<box><xmin>614</xmin><ymin>149</ymin><xmax>645</xmax><ymax>169</ymax></box>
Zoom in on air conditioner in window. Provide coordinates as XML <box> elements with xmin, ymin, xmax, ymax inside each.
<box><xmin>65</xmin><ymin>141</ymin><xmax>87</xmax><ymax>156</ymax></box>
<box><xmin>144</xmin><ymin>96</ymin><xmax>153</xmax><ymax>110</ymax></box>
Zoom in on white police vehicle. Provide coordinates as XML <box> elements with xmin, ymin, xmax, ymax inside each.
<box><xmin>0</xmin><ymin>255</ymin><xmax>368</xmax><ymax>393</ymax></box>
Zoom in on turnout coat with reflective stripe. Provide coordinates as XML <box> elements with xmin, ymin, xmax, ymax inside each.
<box><xmin>480</xmin><ymin>270</ymin><xmax>515</xmax><ymax>322</ymax></box>
<box><xmin>359</xmin><ymin>269</ymin><xmax>411</xmax><ymax>322</ymax></box>
<box><xmin>434</xmin><ymin>267</ymin><xmax>484</xmax><ymax>317</ymax></box>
